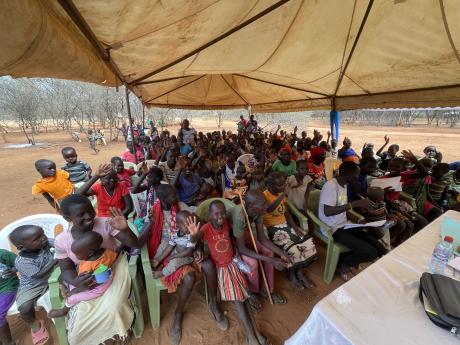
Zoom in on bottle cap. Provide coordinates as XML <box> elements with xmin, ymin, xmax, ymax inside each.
<box><xmin>444</xmin><ymin>236</ymin><xmax>454</xmax><ymax>243</ymax></box>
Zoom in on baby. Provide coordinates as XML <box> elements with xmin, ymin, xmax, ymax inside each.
<box><xmin>360</xmin><ymin>187</ymin><xmax>394</xmax><ymax>242</ymax></box>
<box><xmin>48</xmin><ymin>231</ymin><xmax>118</xmax><ymax>318</ymax></box>
<box><xmin>151</xmin><ymin>210</ymin><xmax>196</xmax><ymax>279</ymax></box>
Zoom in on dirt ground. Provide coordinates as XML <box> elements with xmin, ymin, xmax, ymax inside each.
<box><xmin>1</xmin><ymin>120</ymin><xmax>459</xmax><ymax>345</ymax></box>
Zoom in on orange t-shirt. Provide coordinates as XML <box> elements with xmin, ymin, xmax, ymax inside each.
<box><xmin>32</xmin><ymin>170</ymin><xmax>73</xmax><ymax>201</ymax></box>
<box><xmin>78</xmin><ymin>249</ymin><xmax>118</xmax><ymax>274</ymax></box>
<box><xmin>263</xmin><ymin>190</ymin><xmax>287</xmax><ymax>227</ymax></box>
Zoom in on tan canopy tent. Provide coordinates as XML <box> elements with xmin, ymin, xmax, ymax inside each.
<box><xmin>1</xmin><ymin>0</ymin><xmax>460</xmax><ymax>112</ymax></box>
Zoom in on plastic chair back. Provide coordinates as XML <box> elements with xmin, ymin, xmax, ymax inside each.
<box><xmin>308</xmin><ymin>190</ymin><xmax>321</xmax><ymax>216</ymax></box>
<box><xmin>195</xmin><ymin>198</ymin><xmax>236</xmax><ymax>222</ymax></box>
<box><xmin>124</xmin><ymin>161</ymin><xmax>138</xmax><ymax>171</ymax></box>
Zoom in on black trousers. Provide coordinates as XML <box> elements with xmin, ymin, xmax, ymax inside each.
<box><xmin>333</xmin><ymin>227</ymin><xmax>388</xmax><ymax>268</ymax></box>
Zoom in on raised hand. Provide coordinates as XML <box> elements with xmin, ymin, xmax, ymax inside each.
<box><xmin>293</xmin><ymin>125</ymin><xmax>298</xmax><ymax>133</ymax></box>
<box><xmin>401</xmin><ymin>149</ymin><xmax>416</xmax><ymax>162</ymax></box>
<box><xmin>186</xmin><ymin>216</ymin><xmax>201</xmax><ymax>236</ymax></box>
<box><xmin>96</xmin><ymin>163</ymin><xmax>113</xmax><ymax>177</ymax></box>
<box><xmin>177</xmin><ymin>156</ymin><xmax>187</xmax><ymax>170</ymax></box>
<box><xmin>108</xmin><ymin>207</ymin><xmax>129</xmax><ymax>231</ymax></box>
<box><xmin>384</xmin><ymin>135</ymin><xmax>390</xmax><ymax>144</ymax></box>
<box><xmin>140</xmin><ymin>162</ymin><xmax>149</xmax><ymax>175</ymax></box>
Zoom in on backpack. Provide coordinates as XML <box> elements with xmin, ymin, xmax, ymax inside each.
<box><xmin>419</xmin><ymin>272</ymin><xmax>460</xmax><ymax>336</ymax></box>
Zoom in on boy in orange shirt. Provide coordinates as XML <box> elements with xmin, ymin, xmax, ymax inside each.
<box><xmin>32</xmin><ymin>159</ymin><xmax>74</xmax><ymax>211</ymax></box>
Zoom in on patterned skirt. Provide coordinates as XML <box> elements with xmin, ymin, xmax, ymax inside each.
<box><xmin>217</xmin><ymin>261</ymin><xmax>248</xmax><ymax>302</ymax></box>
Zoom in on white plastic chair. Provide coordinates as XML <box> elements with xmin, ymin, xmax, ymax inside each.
<box><xmin>136</xmin><ymin>160</ymin><xmax>157</xmax><ymax>171</ymax></box>
<box><xmin>123</xmin><ymin>161</ymin><xmax>138</xmax><ymax>171</ymax></box>
<box><xmin>0</xmin><ymin>214</ymin><xmax>68</xmax><ymax>314</ymax></box>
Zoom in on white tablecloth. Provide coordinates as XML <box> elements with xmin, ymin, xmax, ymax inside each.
<box><xmin>285</xmin><ymin>210</ymin><xmax>460</xmax><ymax>345</ymax></box>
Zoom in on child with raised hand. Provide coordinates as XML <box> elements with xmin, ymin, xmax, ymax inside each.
<box><xmin>32</xmin><ymin>159</ymin><xmax>74</xmax><ymax>211</ymax></box>
<box><xmin>9</xmin><ymin>225</ymin><xmax>55</xmax><ymax>345</ymax></box>
<box><xmin>48</xmin><ymin>231</ymin><xmax>118</xmax><ymax>318</ymax></box>
<box><xmin>111</xmin><ymin>156</ymin><xmax>136</xmax><ymax>189</ymax></box>
<box><xmin>188</xmin><ymin>201</ymin><xmax>270</xmax><ymax>345</ymax></box>
<box><xmin>224</xmin><ymin>164</ymin><xmax>249</xmax><ymax>203</ymax></box>
<box><xmin>61</xmin><ymin>147</ymin><xmax>92</xmax><ymax>184</ymax></box>
<box><xmin>151</xmin><ymin>210</ymin><xmax>195</xmax><ymax>280</ymax></box>
<box><xmin>0</xmin><ymin>249</ymin><xmax>19</xmax><ymax>345</ymax></box>
<box><xmin>286</xmin><ymin>160</ymin><xmax>313</xmax><ymax>213</ymax></box>
<box><xmin>76</xmin><ymin>164</ymin><xmax>133</xmax><ymax>218</ymax></box>
<box><xmin>338</xmin><ymin>137</ymin><xmax>360</xmax><ymax>162</ymax></box>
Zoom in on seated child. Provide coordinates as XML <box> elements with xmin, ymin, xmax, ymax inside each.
<box><xmin>272</xmin><ymin>147</ymin><xmax>297</xmax><ymax>176</ymax></box>
<box><xmin>48</xmin><ymin>232</ymin><xmax>118</xmax><ymax>318</ymax></box>
<box><xmin>61</xmin><ymin>147</ymin><xmax>92</xmax><ymax>184</ymax></box>
<box><xmin>10</xmin><ymin>225</ymin><xmax>55</xmax><ymax>345</ymax></box>
<box><xmin>32</xmin><ymin>159</ymin><xmax>74</xmax><ymax>210</ymax></box>
<box><xmin>446</xmin><ymin>166</ymin><xmax>460</xmax><ymax>207</ymax></box>
<box><xmin>111</xmin><ymin>156</ymin><xmax>136</xmax><ymax>189</ymax></box>
<box><xmin>224</xmin><ymin>165</ymin><xmax>249</xmax><ymax>202</ymax></box>
<box><xmin>77</xmin><ymin>163</ymin><xmax>133</xmax><ymax>218</ymax></box>
<box><xmin>0</xmin><ymin>249</ymin><xmax>19</xmax><ymax>345</ymax></box>
<box><xmin>151</xmin><ymin>210</ymin><xmax>195</xmax><ymax>280</ymax></box>
<box><xmin>121</xmin><ymin>141</ymin><xmax>144</xmax><ymax>164</ymax></box>
<box><xmin>189</xmin><ymin>201</ymin><xmax>269</xmax><ymax>345</ymax></box>
<box><xmin>248</xmin><ymin>165</ymin><xmax>266</xmax><ymax>191</ymax></box>
<box><xmin>307</xmin><ymin>147</ymin><xmax>327</xmax><ymax>189</ymax></box>
<box><xmin>286</xmin><ymin>160</ymin><xmax>313</xmax><ymax>212</ymax></box>
<box><xmin>428</xmin><ymin>163</ymin><xmax>450</xmax><ymax>211</ymax></box>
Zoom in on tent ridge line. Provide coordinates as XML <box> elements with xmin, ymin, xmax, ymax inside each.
<box><xmin>439</xmin><ymin>0</ymin><xmax>460</xmax><ymax>64</ymax></box>
<box><xmin>220</xmin><ymin>74</ymin><xmax>250</xmax><ymax>105</ymax></box>
<box><xmin>57</xmin><ymin>0</ymin><xmax>126</xmax><ymax>84</ymax></box>
<box><xmin>136</xmin><ymin>75</ymin><xmax>193</xmax><ymax>85</ymax></box>
<box><xmin>129</xmin><ymin>0</ymin><xmax>292</xmax><ymax>85</ymax></box>
<box><xmin>334</xmin><ymin>0</ymin><xmax>374</xmax><ymax>97</ymax></box>
<box><xmin>338</xmin><ymin>0</ymin><xmax>358</xmax><ymax>74</ymax></box>
<box><xmin>235</xmin><ymin>74</ymin><xmax>329</xmax><ymax>97</ymax></box>
<box><xmin>145</xmin><ymin>75</ymin><xmax>205</xmax><ymax>102</ymax></box>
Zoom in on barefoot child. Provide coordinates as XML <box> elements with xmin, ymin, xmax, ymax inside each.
<box><xmin>32</xmin><ymin>159</ymin><xmax>74</xmax><ymax>211</ymax></box>
<box><xmin>189</xmin><ymin>200</ymin><xmax>270</xmax><ymax>345</ymax></box>
<box><xmin>77</xmin><ymin>164</ymin><xmax>133</xmax><ymax>218</ymax></box>
<box><xmin>9</xmin><ymin>225</ymin><xmax>55</xmax><ymax>345</ymax></box>
<box><xmin>48</xmin><ymin>232</ymin><xmax>118</xmax><ymax>318</ymax></box>
<box><xmin>0</xmin><ymin>249</ymin><xmax>19</xmax><ymax>345</ymax></box>
<box><xmin>286</xmin><ymin>160</ymin><xmax>313</xmax><ymax>213</ymax></box>
<box><xmin>151</xmin><ymin>211</ymin><xmax>195</xmax><ymax>279</ymax></box>
<box><xmin>61</xmin><ymin>147</ymin><xmax>92</xmax><ymax>184</ymax></box>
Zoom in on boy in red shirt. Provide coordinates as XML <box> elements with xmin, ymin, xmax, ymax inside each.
<box><xmin>111</xmin><ymin>156</ymin><xmax>136</xmax><ymax>189</ymax></box>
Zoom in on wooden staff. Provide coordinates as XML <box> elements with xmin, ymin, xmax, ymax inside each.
<box><xmin>238</xmin><ymin>193</ymin><xmax>273</xmax><ymax>305</ymax></box>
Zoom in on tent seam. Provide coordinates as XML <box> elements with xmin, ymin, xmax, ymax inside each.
<box><xmin>438</xmin><ymin>0</ymin><xmax>460</xmax><ymax>64</ymax></box>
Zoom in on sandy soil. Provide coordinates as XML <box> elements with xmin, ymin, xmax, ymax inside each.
<box><xmin>1</xmin><ymin>121</ymin><xmax>459</xmax><ymax>345</ymax></box>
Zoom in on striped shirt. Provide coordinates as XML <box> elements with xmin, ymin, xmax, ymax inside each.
<box><xmin>15</xmin><ymin>242</ymin><xmax>55</xmax><ymax>290</ymax></box>
<box><xmin>430</xmin><ymin>178</ymin><xmax>448</xmax><ymax>202</ymax></box>
<box><xmin>62</xmin><ymin>161</ymin><xmax>91</xmax><ymax>183</ymax></box>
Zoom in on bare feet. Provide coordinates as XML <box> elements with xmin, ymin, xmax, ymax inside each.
<box><xmin>247</xmin><ymin>293</ymin><xmax>263</xmax><ymax>313</ymax></box>
<box><xmin>170</xmin><ymin>312</ymin><xmax>182</xmax><ymax>345</ymax></box>
<box><xmin>296</xmin><ymin>269</ymin><xmax>316</xmax><ymax>289</ymax></box>
<box><xmin>259</xmin><ymin>290</ymin><xmax>287</xmax><ymax>304</ymax></box>
<box><xmin>48</xmin><ymin>307</ymin><xmax>70</xmax><ymax>318</ymax></box>
<box><xmin>208</xmin><ymin>303</ymin><xmax>229</xmax><ymax>331</ymax></box>
<box><xmin>287</xmin><ymin>269</ymin><xmax>304</xmax><ymax>290</ymax></box>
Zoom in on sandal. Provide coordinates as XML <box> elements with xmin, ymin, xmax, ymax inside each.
<box><xmin>31</xmin><ymin>320</ymin><xmax>49</xmax><ymax>345</ymax></box>
<box><xmin>260</xmin><ymin>290</ymin><xmax>287</xmax><ymax>304</ymax></box>
<box><xmin>247</xmin><ymin>293</ymin><xmax>263</xmax><ymax>313</ymax></box>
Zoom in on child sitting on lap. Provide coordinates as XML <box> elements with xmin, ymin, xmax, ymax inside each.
<box><xmin>189</xmin><ymin>200</ymin><xmax>270</xmax><ymax>345</ymax></box>
<box><xmin>151</xmin><ymin>211</ymin><xmax>195</xmax><ymax>279</ymax></box>
<box><xmin>224</xmin><ymin>164</ymin><xmax>249</xmax><ymax>203</ymax></box>
<box><xmin>48</xmin><ymin>232</ymin><xmax>118</xmax><ymax>318</ymax></box>
<box><xmin>32</xmin><ymin>159</ymin><xmax>74</xmax><ymax>211</ymax></box>
<box><xmin>111</xmin><ymin>156</ymin><xmax>136</xmax><ymax>189</ymax></box>
<box><xmin>10</xmin><ymin>225</ymin><xmax>55</xmax><ymax>345</ymax></box>
<box><xmin>61</xmin><ymin>147</ymin><xmax>92</xmax><ymax>184</ymax></box>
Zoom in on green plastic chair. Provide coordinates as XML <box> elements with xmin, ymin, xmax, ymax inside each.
<box><xmin>305</xmin><ymin>190</ymin><xmax>351</xmax><ymax>284</ymax></box>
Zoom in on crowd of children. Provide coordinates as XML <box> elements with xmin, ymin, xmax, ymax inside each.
<box><xmin>1</xmin><ymin>116</ymin><xmax>459</xmax><ymax>345</ymax></box>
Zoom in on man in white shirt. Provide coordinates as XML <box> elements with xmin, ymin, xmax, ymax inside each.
<box><xmin>319</xmin><ymin>161</ymin><xmax>388</xmax><ymax>281</ymax></box>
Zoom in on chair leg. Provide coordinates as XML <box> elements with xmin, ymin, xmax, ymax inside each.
<box><xmin>324</xmin><ymin>243</ymin><xmax>341</xmax><ymax>284</ymax></box>
<box><xmin>130</xmin><ymin>271</ymin><xmax>144</xmax><ymax>338</ymax></box>
<box><xmin>54</xmin><ymin>317</ymin><xmax>68</xmax><ymax>345</ymax></box>
<box><xmin>151</xmin><ymin>282</ymin><xmax>161</xmax><ymax>329</ymax></box>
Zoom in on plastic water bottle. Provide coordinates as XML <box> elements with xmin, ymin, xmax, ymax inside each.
<box><xmin>430</xmin><ymin>236</ymin><xmax>454</xmax><ymax>274</ymax></box>
<box><xmin>232</xmin><ymin>256</ymin><xmax>251</xmax><ymax>274</ymax></box>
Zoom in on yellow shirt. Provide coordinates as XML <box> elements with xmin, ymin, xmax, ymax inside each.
<box><xmin>32</xmin><ymin>170</ymin><xmax>73</xmax><ymax>201</ymax></box>
<box><xmin>263</xmin><ymin>190</ymin><xmax>287</xmax><ymax>227</ymax></box>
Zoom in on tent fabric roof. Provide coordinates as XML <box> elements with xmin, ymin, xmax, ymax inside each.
<box><xmin>1</xmin><ymin>0</ymin><xmax>460</xmax><ymax>112</ymax></box>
